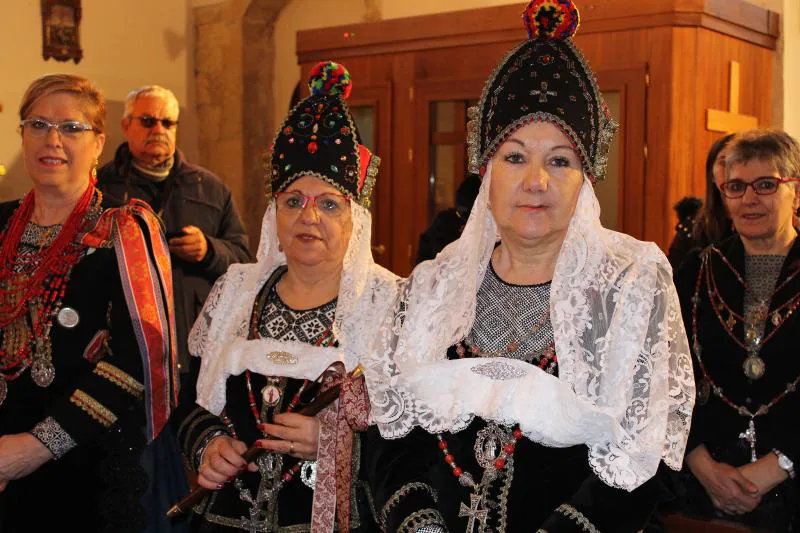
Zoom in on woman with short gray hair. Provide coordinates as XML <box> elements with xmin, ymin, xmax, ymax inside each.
<box><xmin>676</xmin><ymin>128</ymin><xmax>800</xmax><ymax>531</ymax></box>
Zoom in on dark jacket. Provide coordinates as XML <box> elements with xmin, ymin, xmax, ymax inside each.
<box><xmin>0</xmin><ymin>198</ymin><xmax>187</xmax><ymax>532</ymax></box>
<box><xmin>673</xmin><ymin>235</ymin><xmax>800</xmax><ymax>530</ymax></box>
<box><xmin>97</xmin><ymin>143</ymin><xmax>252</xmax><ymax>403</ymax></box>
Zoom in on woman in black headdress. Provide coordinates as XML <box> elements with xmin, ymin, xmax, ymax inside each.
<box><xmin>363</xmin><ymin>1</ymin><xmax>695</xmax><ymax>532</ymax></box>
<box><xmin>177</xmin><ymin>62</ymin><xmax>395</xmax><ymax>532</ymax></box>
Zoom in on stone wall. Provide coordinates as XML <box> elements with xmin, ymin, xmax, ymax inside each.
<box><xmin>194</xmin><ymin>0</ymin><xmax>287</xmax><ymax>251</ymax></box>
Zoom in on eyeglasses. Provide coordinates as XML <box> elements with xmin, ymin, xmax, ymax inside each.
<box><xmin>719</xmin><ymin>176</ymin><xmax>800</xmax><ymax>199</ymax></box>
<box><xmin>131</xmin><ymin>115</ymin><xmax>179</xmax><ymax>129</ymax></box>
<box><xmin>19</xmin><ymin>118</ymin><xmax>97</xmax><ymax>137</ymax></box>
<box><xmin>274</xmin><ymin>192</ymin><xmax>351</xmax><ymax>216</ymax></box>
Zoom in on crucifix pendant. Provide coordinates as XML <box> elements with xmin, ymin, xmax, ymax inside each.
<box><xmin>739</xmin><ymin>418</ymin><xmax>758</xmax><ymax>463</ymax></box>
<box><xmin>459</xmin><ymin>492</ymin><xmax>488</xmax><ymax>533</ymax></box>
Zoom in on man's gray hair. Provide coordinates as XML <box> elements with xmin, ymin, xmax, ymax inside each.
<box><xmin>124</xmin><ymin>85</ymin><xmax>180</xmax><ymax>118</ymax></box>
<box><xmin>726</xmin><ymin>128</ymin><xmax>800</xmax><ymax>179</ymax></box>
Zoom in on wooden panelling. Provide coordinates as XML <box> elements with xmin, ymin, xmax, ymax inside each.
<box><xmin>298</xmin><ymin>0</ymin><xmax>778</xmax><ymax>273</ymax></box>
<box><xmin>297</xmin><ymin>0</ymin><xmax>778</xmax><ymax>64</ymax></box>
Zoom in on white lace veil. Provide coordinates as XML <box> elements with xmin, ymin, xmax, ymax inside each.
<box><xmin>190</xmin><ymin>199</ymin><xmax>399</xmax><ymax>415</ymax></box>
<box><xmin>363</xmin><ymin>162</ymin><xmax>695</xmax><ymax>491</ymax></box>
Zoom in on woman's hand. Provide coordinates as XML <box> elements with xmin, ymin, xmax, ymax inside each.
<box><xmin>738</xmin><ymin>453</ymin><xmax>788</xmax><ymax>497</ymax></box>
<box><xmin>686</xmin><ymin>445</ymin><xmax>761</xmax><ymax>515</ymax></box>
<box><xmin>0</xmin><ymin>433</ymin><xmax>53</xmax><ymax>490</ymax></box>
<box><xmin>257</xmin><ymin>412</ymin><xmax>320</xmax><ymax>461</ymax></box>
<box><xmin>197</xmin><ymin>435</ymin><xmax>257</xmax><ymax>490</ymax></box>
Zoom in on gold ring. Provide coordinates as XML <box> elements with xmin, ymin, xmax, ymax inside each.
<box><xmin>289</xmin><ymin>441</ymin><xmax>295</xmax><ymax>455</ymax></box>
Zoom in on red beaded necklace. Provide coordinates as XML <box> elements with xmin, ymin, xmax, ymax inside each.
<box><xmin>0</xmin><ymin>181</ymin><xmax>99</xmax><ymax>380</ymax></box>
<box><xmin>702</xmin><ymin>247</ymin><xmax>800</xmax><ymax>348</ymax></box>
<box><xmin>240</xmin><ymin>321</ymin><xmax>335</xmax><ymax>485</ymax></box>
<box><xmin>691</xmin><ymin>249</ymin><xmax>800</xmax><ymax>419</ymax></box>
<box><xmin>436</xmin><ymin>425</ymin><xmax>523</xmax><ymax>479</ymax></box>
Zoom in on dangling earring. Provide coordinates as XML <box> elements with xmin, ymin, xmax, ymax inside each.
<box><xmin>91</xmin><ymin>158</ymin><xmax>99</xmax><ymax>181</ymax></box>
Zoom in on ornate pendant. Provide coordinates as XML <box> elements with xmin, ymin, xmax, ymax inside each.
<box><xmin>743</xmin><ymin>354</ymin><xmax>766</xmax><ymax>380</ymax></box>
<box><xmin>31</xmin><ymin>358</ymin><xmax>55</xmax><ymax>387</ymax></box>
<box><xmin>772</xmin><ymin>311</ymin><xmax>782</xmax><ymax>327</ymax></box>
<box><xmin>300</xmin><ymin>460</ymin><xmax>317</xmax><ymax>489</ymax></box>
<box><xmin>0</xmin><ymin>375</ymin><xmax>7</xmax><ymax>407</ymax></box>
<box><xmin>474</xmin><ymin>424</ymin><xmax>511</xmax><ymax>469</ymax></box>
<box><xmin>56</xmin><ymin>307</ymin><xmax>80</xmax><ymax>329</ymax></box>
<box><xmin>262</xmin><ymin>384</ymin><xmax>282</xmax><ymax>407</ymax></box>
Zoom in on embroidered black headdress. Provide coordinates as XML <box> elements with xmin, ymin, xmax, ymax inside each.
<box><xmin>269</xmin><ymin>61</ymin><xmax>380</xmax><ymax>207</ymax></box>
<box><xmin>467</xmin><ymin>0</ymin><xmax>617</xmax><ymax>181</ymax></box>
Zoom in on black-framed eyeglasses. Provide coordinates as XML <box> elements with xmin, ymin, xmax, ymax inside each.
<box><xmin>132</xmin><ymin>115</ymin><xmax>179</xmax><ymax>129</ymax></box>
<box><xmin>719</xmin><ymin>176</ymin><xmax>800</xmax><ymax>199</ymax></box>
<box><xmin>19</xmin><ymin>118</ymin><xmax>97</xmax><ymax>137</ymax></box>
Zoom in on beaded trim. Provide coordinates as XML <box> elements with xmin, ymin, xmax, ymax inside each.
<box><xmin>397</xmin><ymin>508</ymin><xmax>446</xmax><ymax>533</ymax></box>
<box><xmin>93</xmin><ymin>361</ymin><xmax>144</xmax><ymax>398</ymax></box>
<box><xmin>30</xmin><ymin>416</ymin><xmax>77</xmax><ymax>459</ymax></box>
<box><xmin>70</xmin><ymin>389</ymin><xmax>117</xmax><ymax>427</ymax></box>
<box><xmin>467</xmin><ymin>37</ymin><xmax>617</xmax><ymax>181</ymax></box>
<box><xmin>380</xmin><ymin>482</ymin><xmax>439</xmax><ymax>530</ymax></box>
<box><xmin>555</xmin><ymin>503</ymin><xmax>599</xmax><ymax>533</ymax></box>
<box><xmin>360</xmin><ymin>153</ymin><xmax>381</xmax><ymax>209</ymax></box>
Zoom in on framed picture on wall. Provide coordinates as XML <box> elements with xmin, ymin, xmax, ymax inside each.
<box><xmin>41</xmin><ymin>0</ymin><xmax>83</xmax><ymax>64</ymax></box>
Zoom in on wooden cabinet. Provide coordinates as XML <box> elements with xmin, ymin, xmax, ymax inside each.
<box><xmin>297</xmin><ymin>0</ymin><xmax>779</xmax><ymax>275</ymax></box>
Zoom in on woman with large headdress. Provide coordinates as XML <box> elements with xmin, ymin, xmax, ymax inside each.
<box><xmin>178</xmin><ymin>62</ymin><xmax>398</xmax><ymax>532</ymax></box>
<box><xmin>364</xmin><ymin>2</ymin><xmax>695</xmax><ymax>531</ymax></box>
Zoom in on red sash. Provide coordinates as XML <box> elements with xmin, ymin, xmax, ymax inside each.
<box><xmin>83</xmin><ymin>199</ymin><xmax>178</xmax><ymax>441</ymax></box>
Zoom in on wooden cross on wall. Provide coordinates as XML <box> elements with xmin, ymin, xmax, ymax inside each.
<box><xmin>706</xmin><ymin>61</ymin><xmax>759</xmax><ymax>133</ymax></box>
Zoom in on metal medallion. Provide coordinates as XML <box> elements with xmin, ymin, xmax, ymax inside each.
<box><xmin>743</xmin><ymin>354</ymin><xmax>766</xmax><ymax>380</ymax></box>
<box><xmin>0</xmin><ymin>376</ymin><xmax>7</xmax><ymax>406</ymax></box>
<box><xmin>266</xmin><ymin>351</ymin><xmax>297</xmax><ymax>365</ymax></box>
<box><xmin>31</xmin><ymin>359</ymin><xmax>56</xmax><ymax>387</ymax></box>
<box><xmin>300</xmin><ymin>461</ymin><xmax>317</xmax><ymax>489</ymax></box>
<box><xmin>56</xmin><ymin>307</ymin><xmax>80</xmax><ymax>329</ymax></box>
<box><xmin>474</xmin><ymin>424</ymin><xmax>511</xmax><ymax>469</ymax></box>
<box><xmin>261</xmin><ymin>384</ymin><xmax>282</xmax><ymax>407</ymax></box>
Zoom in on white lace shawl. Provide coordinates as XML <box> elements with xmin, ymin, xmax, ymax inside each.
<box><xmin>363</xmin><ymin>164</ymin><xmax>695</xmax><ymax>491</ymax></box>
<box><xmin>190</xmin><ymin>201</ymin><xmax>400</xmax><ymax>415</ymax></box>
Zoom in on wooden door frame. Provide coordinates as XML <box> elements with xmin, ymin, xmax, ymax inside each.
<box><xmin>595</xmin><ymin>66</ymin><xmax>648</xmax><ymax>240</ymax></box>
<box><xmin>411</xmin><ymin>78</ymin><xmax>486</xmax><ymax>265</ymax></box>
<box><xmin>348</xmin><ymin>82</ymin><xmax>393</xmax><ymax>269</ymax></box>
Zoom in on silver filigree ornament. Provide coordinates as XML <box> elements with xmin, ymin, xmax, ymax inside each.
<box><xmin>300</xmin><ymin>460</ymin><xmax>317</xmax><ymax>489</ymax></box>
<box><xmin>470</xmin><ymin>360</ymin><xmax>527</xmax><ymax>381</ymax></box>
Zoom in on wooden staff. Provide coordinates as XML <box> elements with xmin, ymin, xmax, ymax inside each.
<box><xmin>167</xmin><ymin>366</ymin><xmax>362</xmax><ymax>518</ymax></box>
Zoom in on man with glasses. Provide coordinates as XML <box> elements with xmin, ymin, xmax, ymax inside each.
<box><xmin>97</xmin><ymin>85</ymin><xmax>251</xmax><ymax>407</ymax></box>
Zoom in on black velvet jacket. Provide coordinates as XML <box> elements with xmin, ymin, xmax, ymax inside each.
<box><xmin>176</xmin><ymin>267</ymin><xmax>378</xmax><ymax>532</ymax></box>
<box><xmin>0</xmin><ymin>199</ymin><xmax>186</xmax><ymax>532</ymax></box>
<box><xmin>674</xmin><ymin>235</ymin><xmax>800</xmax><ymax>528</ymax></box>
<box><xmin>366</xmin><ymin>344</ymin><xmax>666</xmax><ymax>533</ymax></box>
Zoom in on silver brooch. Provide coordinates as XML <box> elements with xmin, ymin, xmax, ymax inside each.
<box><xmin>266</xmin><ymin>351</ymin><xmax>297</xmax><ymax>365</ymax></box>
<box><xmin>300</xmin><ymin>461</ymin><xmax>317</xmax><ymax>489</ymax></box>
<box><xmin>470</xmin><ymin>361</ymin><xmax>527</xmax><ymax>380</ymax></box>
<box><xmin>56</xmin><ymin>307</ymin><xmax>80</xmax><ymax>329</ymax></box>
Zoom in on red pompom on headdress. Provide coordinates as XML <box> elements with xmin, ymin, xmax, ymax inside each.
<box><xmin>522</xmin><ymin>0</ymin><xmax>580</xmax><ymax>40</ymax></box>
<box><xmin>308</xmin><ymin>61</ymin><xmax>353</xmax><ymax>99</ymax></box>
